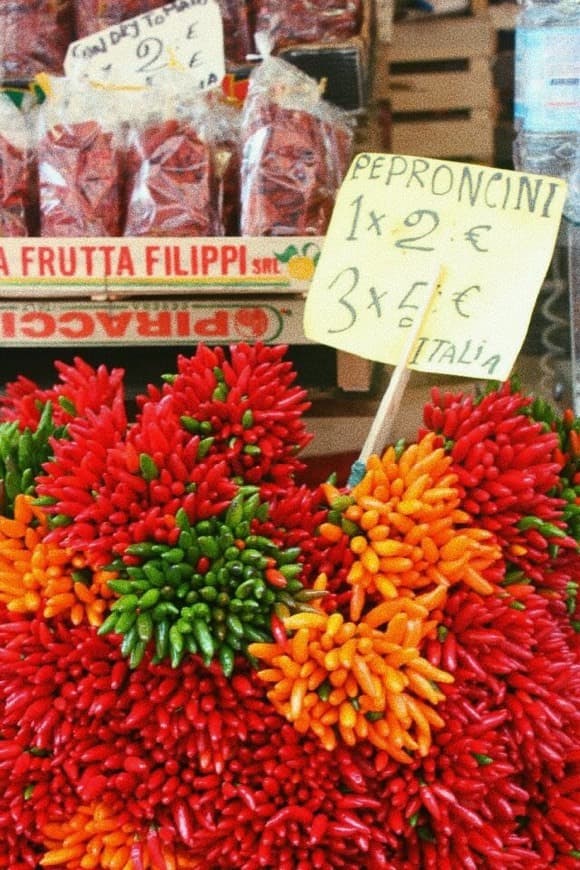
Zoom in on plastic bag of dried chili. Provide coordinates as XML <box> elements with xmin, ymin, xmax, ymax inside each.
<box><xmin>239</xmin><ymin>57</ymin><xmax>353</xmax><ymax>236</ymax></box>
<box><xmin>0</xmin><ymin>95</ymin><xmax>32</xmax><ymax>237</ymax></box>
<box><xmin>0</xmin><ymin>0</ymin><xmax>73</xmax><ymax>81</ymax></box>
<box><xmin>123</xmin><ymin>90</ymin><xmax>224</xmax><ymax>238</ymax></box>
<box><xmin>73</xmin><ymin>0</ymin><xmax>161</xmax><ymax>37</ymax></box>
<box><xmin>250</xmin><ymin>0</ymin><xmax>362</xmax><ymax>52</ymax></box>
<box><xmin>218</xmin><ymin>0</ymin><xmax>252</xmax><ymax>65</ymax></box>
<box><xmin>37</xmin><ymin>83</ymin><xmax>123</xmax><ymax>237</ymax></box>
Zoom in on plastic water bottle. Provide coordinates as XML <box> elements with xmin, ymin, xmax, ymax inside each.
<box><xmin>513</xmin><ymin>0</ymin><xmax>580</xmax><ymax>223</ymax></box>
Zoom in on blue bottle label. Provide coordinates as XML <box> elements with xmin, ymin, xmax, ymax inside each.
<box><xmin>515</xmin><ymin>25</ymin><xmax>580</xmax><ymax>132</ymax></box>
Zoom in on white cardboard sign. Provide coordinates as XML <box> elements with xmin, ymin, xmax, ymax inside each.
<box><xmin>65</xmin><ymin>1</ymin><xmax>225</xmax><ymax>90</ymax></box>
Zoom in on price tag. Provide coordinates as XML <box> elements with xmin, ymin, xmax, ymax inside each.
<box><xmin>64</xmin><ymin>0</ymin><xmax>225</xmax><ymax>90</ymax></box>
<box><xmin>304</xmin><ymin>153</ymin><xmax>568</xmax><ymax>381</ymax></box>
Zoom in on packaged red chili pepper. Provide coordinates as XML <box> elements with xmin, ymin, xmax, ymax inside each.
<box><xmin>218</xmin><ymin>0</ymin><xmax>253</xmax><ymax>65</ymax></box>
<box><xmin>239</xmin><ymin>56</ymin><xmax>353</xmax><ymax>236</ymax></box>
<box><xmin>123</xmin><ymin>90</ymin><xmax>223</xmax><ymax>237</ymax></box>
<box><xmin>73</xmin><ymin>0</ymin><xmax>161</xmax><ymax>37</ymax></box>
<box><xmin>250</xmin><ymin>0</ymin><xmax>362</xmax><ymax>52</ymax></box>
<box><xmin>0</xmin><ymin>94</ymin><xmax>31</xmax><ymax>237</ymax></box>
<box><xmin>37</xmin><ymin>83</ymin><xmax>123</xmax><ymax>237</ymax></box>
<box><xmin>0</xmin><ymin>0</ymin><xmax>73</xmax><ymax>81</ymax></box>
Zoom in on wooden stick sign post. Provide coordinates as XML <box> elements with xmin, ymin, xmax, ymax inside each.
<box><xmin>303</xmin><ymin>152</ymin><xmax>568</xmax><ymax>483</ymax></box>
<box><xmin>350</xmin><ymin>262</ymin><xmax>442</xmax><ymax>485</ymax></box>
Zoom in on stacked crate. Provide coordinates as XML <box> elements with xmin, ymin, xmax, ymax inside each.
<box><xmin>377</xmin><ymin>13</ymin><xmax>496</xmax><ymax>165</ymax></box>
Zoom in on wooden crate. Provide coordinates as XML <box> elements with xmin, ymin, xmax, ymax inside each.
<box><xmin>382</xmin><ymin>14</ymin><xmax>495</xmax><ymax>164</ymax></box>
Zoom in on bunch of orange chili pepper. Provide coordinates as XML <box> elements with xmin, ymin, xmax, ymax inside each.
<box><xmin>250</xmin><ymin>433</ymin><xmax>503</xmax><ymax>760</ymax></box>
<box><xmin>0</xmin><ymin>493</ymin><xmax>114</xmax><ymax>626</ymax></box>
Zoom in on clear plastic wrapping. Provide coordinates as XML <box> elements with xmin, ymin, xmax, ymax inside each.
<box><xmin>239</xmin><ymin>57</ymin><xmax>353</xmax><ymax>236</ymax></box>
<box><xmin>123</xmin><ymin>91</ymin><xmax>226</xmax><ymax>237</ymax></box>
<box><xmin>37</xmin><ymin>84</ymin><xmax>123</xmax><ymax>237</ymax></box>
<box><xmin>0</xmin><ymin>95</ymin><xmax>31</xmax><ymax>237</ymax></box>
<box><xmin>73</xmin><ymin>0</ymin><xmax>161</xmax><ymax>37</ymax></box>
<box><xmin>0</xmin><ymin>0</ymin><xmax>73</xmax><ymax>81</ymax></box>
<box><xmin>209</xmin><ymin>93</ymin><xmax>242</xmax><ymax>236</ymax></box>
<box><xmin>251</xmin><ymin>0</ymin><xmax>361</xmax><ymax>52</ymax></box>
<box><xmin>219</xmin><ymin>0</ymin><xmax>252</xmax><ymax>64</ymax></box>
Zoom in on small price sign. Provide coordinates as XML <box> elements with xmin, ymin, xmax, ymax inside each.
<box><xmin>304</xmin><ymin>153</ymin><xmax>568</xmax><ymax>381</ymax></box>
<box><xmin>64</xmin><ymin>0</ymin><xmax>225</xmax><ymax>90</ymax></box>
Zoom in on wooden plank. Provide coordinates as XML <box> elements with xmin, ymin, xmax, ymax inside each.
<box><xmin>389</xmin><ymin>15</ymin><xmax>494</xmax><ymax>62</ymax></box>
<box><xmin>371</xmin><ymin>41</ymin><xmax>390</xmax><ymax>100</ymax></box>
<box><xmin>391</xmin><ymin>109</ymin><xmax>494</xmax><ymax>161</ymax></box>
<box><xmin>389</xmin><ymin>57</ymin><xmax>493</xmax><ymax>113</ymax></box>
<box><xmin>375</xmin><ymin>0</ymin><xmax>395</xmax><ymax>43</ymax></box>
<box><xmin>354</xmin><ymin>102</ymin><xmax>390</xmax><ymax>152</ymax></box>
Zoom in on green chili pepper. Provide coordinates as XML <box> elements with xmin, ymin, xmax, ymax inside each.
<box><xmin>138</xmin><ymin>588</ymin><xmax>161</xmax><ymax>610</ymax></box>
<box><xmin>198</xmin><ymin>536</ymin><xmax>219</xmax><ymax>559</ymax></box>
<box><xmin>143</xmin><ymin>563</ymin><xmax>165</xmax><ymax>586</ymax></box>
<box><xmin>180</xmin><ymin>415</ymin><xmax>201</xmax><ymax>433</ymax></box>
<box><xmin>201</xmin><ymin>586</ymin><xmax>218</xmax><ymax>603</ymax></box>
<box><xmin>169</xmin><ymin>624</ymin><xmax>184</xmax><ymax>664</ymax></box>
<box><xmin>107</xmin><ymin>579</ymin><xmax>136</xmax><ymax>595</ymax></box>
<box><xmin>277</xmin><ymin>547</ymin><xmax>302</xmax><ymax>565</ymax></box>
<box><xmin>472</xmin><ymin>752</ymin><xmax>493</xmax><ymax>766</ymax></box>
<box><xmin>137</xmin><ymin>612</ymin><xmax>154</xmax><ymax>643</ymax></box>
<box><xmin>121</xmin><ymin>624</ymin><xmax>139</xmax><ymax>657</ymax></box>
<box><xmin>111</xmin><ymin>594</ymin><xmax>139</xmax><ymax>613</ymax></box>
<box><xmin>218</xmin><ymin>643</ymin><xmax>235</xmax><ymax>677</ymax></box>
<box><xmin>243</xmin><ymin>444</ymin><xmax>261</xmax><ymax>456</ymax></box>
<box><xmin>241</xmin><ymin>623</ymin><xmax>269</xmax><ymax>642</ymax></box>
<box><xmin>340</xmin><ymin>519</ymin><xmax>360</xmax><ymax>537</ymax></box>
<box><xmin>152</xmin><ymin>601</ymin><xmax>180</xmax><ymax>621</ymax></box>
<box><xmin>243</xmin><ymin>492</ymin><xmax>261</xmax><ymax>519</ymax></box>
<box><xmin>197</xmin><ymin>436</ymin><xmax>215</xmax><ymax>459</ymax></box>
<box><xmin>155</xmin><ymin>620</ymin><xmax>170</xmax><ymax>660</ymax></box>
<box><xmin>139</xmin><ymin>452</ymin><xmax>159</xmax><ymax>481</ymax></box>
<box><xmin>330</xmin><ymin>495</ymin><xmax>355</xmax><ymax>512</ymax></box>
<box><xmin>97</xmin><ymin>611</ymin><xmax>119</xmax><ymax>635</ymax></box>
<box><xmin>129</xmin><ymin>639</ymin><xmax>147</xmax><ymax>669</ymax></box>
<box><xmin>279</xmin><ymin>563</ymin><xmax>303</xmax><ymax>579</ymax></box>
<box><xmin>115</xmin><ymin>610</ymin><xmax>138</xmax><ymax>634</ymax></box>
<box><xmin>193</xmin><ymin>620</ymin><xmax>215</xmax><ymax>662</ymax></box>
<box><xmin>226</xmin><ymin>614</ymin><xmax>244</xmax><ymax>637</ymax></box>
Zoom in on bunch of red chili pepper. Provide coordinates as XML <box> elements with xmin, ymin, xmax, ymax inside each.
<box><xmin>0</xmin><ymin>348</ymin><xmax>579</xmax><ymax>869</ymax></box>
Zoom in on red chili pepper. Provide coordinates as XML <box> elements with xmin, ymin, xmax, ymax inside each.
<box><xmin>39</xmin><ymin>119</ymin><xmax>122</xmax><ymax>236</ymax></box>
<box><xmin>146</xmin><ymin>827</ymin><xmax>168</xmax><ymax>870</ymax></box>
<box><xmin>130</xmin><ymin>839</ymin><xmax>145</xmax><ymax>870</ymax></box>
<box><xmin>125</xmin><ymin>699</ymin><xmax>152</xmax><ymax>729</ymax></box>
<box><xmin>173</xmin><ymin>799</ymin><xmax>196</xmax><ymax>845</ymax></box>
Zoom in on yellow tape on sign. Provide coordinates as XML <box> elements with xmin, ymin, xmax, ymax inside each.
<box><xmin>304</xmin><ymin>153</ymin><xmax>568</xmax><ymax>381</ymax></box>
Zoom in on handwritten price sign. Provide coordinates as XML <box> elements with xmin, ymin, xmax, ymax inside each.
<box><xmin>304</xmin><ymin>153</ymin><xmax>568</xmax><ymax>381</ymax></box>
<box><xmin>65</xmin><ymin>0</ymin><xmax>224</xmax><ymax>90</ymax></box>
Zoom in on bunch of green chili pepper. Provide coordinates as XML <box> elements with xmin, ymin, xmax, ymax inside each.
<box><xmin>99</xmin><ymin>488</ymin><xmax>306</xmax><ymax>675</ymax></box>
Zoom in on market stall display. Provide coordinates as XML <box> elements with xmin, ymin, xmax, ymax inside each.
<box><xmin>0</xmin><ymin>344</ymin><xmax>578</xmax><ymax>868</ymax></box>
